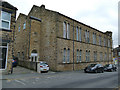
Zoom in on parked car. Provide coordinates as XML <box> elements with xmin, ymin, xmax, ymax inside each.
<box><xmin>84</xmin><ymin>64</ymin><xmax>104</xmax><ymax>73</ymax></box>
<box><xmin>104</xmin><ymin>64</ymin><xmax>117</xmax><ymax>72</ymax></box>
<box><xmin>12</xmin><ymin>57</ymin><xmax>18</xmax><ymax>67</ymax></box>
<box><xmin>39</xmin><ymin>61</ymin><xmax>49</xmax><ymax>73</ymax></box>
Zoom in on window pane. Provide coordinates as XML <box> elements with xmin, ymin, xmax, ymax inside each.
<box><xmin>79</xmin><ymin>28</ymin><xmax>81</xmax><ymax>41</ymax></box>
<box><xmin>76</xmin><ymin>27</ymin><xmax>78</xmax><ymax>40</ymax></box>
<box><xmin>63</xmin><ymin>22</ymin><xmax>66</xmax><ymax>38</ymax></box>
<box><xmin>67</xmin><ymin>23</ymin><xmax>70</xmax><ymax>39</ymax></box>
<box><xmin>23</xmin><ymin>23</ymin><xmax>26</xmax><ymax>30</ymax></box>
<box><xmin>77</xmin><ymin>50</ymin><xmax>79</xmax><ymax>62</ymax></box>
<box><xmin>67</xmin><ymin>49</ymin><xmax>70</xmax><ymax>63</ymax></box>
<box><xmin>63</xmin><ymin>48</ymin><xmax>66</xmax><ymax>63</ymax></box>
<box><xmin>2</xmin><ymin>11</ymin><xmax>11</xmax><ymax>21</ymax></box>
<box><xmin>2</xmin><ymin>20</ymin><xmax>9</xmax><ymax>29</ymax></box>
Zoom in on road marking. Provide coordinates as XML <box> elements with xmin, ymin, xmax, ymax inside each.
<box><xmin>15</xmin><ymin>80</ymin><xmax>26</xmax><ymax>85</ymax></box>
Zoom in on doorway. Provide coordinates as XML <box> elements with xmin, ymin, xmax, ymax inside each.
<box><xmin>0</xmin><ymin>43</ymin><xmax>8</xmax><ymax>69</ymax></box>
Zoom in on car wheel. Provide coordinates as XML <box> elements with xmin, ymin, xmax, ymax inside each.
<box><xmin>111</xmin><ymin>69</ymin><xmax>113</xmax><ymax>72</ymax></box>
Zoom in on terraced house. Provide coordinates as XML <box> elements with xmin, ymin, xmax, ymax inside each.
<box><xmin>0</xmin><ymin>1</ymin><xmax>17</xmax><ymax>69</ymax></box>
<box><xmin>14</xmin><ymin>5</ymin><xmax>113</xmax><ymax>71</ymax></box>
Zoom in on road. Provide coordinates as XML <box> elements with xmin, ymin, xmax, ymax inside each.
<box><xmin>2</xmin><ymin>70</ymin><xmax>118</xmax><ymax>88</ymax></box>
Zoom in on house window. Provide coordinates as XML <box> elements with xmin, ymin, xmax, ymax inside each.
<box><xmin>77</xmin><ymin>49</ymin><xmax>79</xmax><ymax>63</ymax></box>
<box><xmin>93</xmin><ymin>33</ymin><xmax>96</xmax><ymax>44</ymax></box>
<box><xmin>85</xmin><ymin>30</ymin><xmax>87</xmax><ymax>42</ymax></box>
<box><xmin>17</xmin><ymin>52</ymin><xmax>20</xmax><ymax>58</ymax></box>
<box><xmin>104</xmin><ymin>52</ymin><xmax>107</xmax><ymax>61</ymax></box>
<box><xmin>63</xmin><ymin>22</ymin><xmax>66</xmax><ymax>38</ymax></box>
<box><xmin>88</xmin><ymin>51</ymin><xmax>90</xmax><ymax>62</ymax></box>
<box><xmin>63</xmin><ymin>48</ymin><xmax>66</xmax><ymax>63</ymax></box>
<box><xmin>67</xmin><ymin>23</ymin><xmax>70</xmax><ymax>39</ymax></box>
<box><xmin>108</xmin><ymin>39</ymin><xmax>110</xmax><ymax>47</ymax></box>
<box><xmin>76</xmin><ymin>26</ymin><xmax>79</xmax><ymax>41</ymax></box>
<box><xmin>63</xmin><ymin>22</ymin><xmax>70</xmax><ymax>39</ymax></box>
<box><xmin>79</xmin><ymin>28</ymin><xmax>82</xmax><ymax>41</ymax></box>
<box><xmin>67</xmin><ymin>48</ymin><xmax>70</xmax><ymax>63</ymax></box>
<box><xmin>99</xmin><ymin>35</ymin><xmax>102</xmax><ymax>45</ymax></box>
<box><xmin>94</xmin><ymin>51</ymin><xmax>97</xmax><ymax>61</ymax></box>
<box><xmin>18</xmin><ymin>26</ymin><xmax>20</xmax><ymax>32</ymax></box>
<box><xmin>79</xmin><ymin>50</ymin><xmax>82</xmax><ymax>62</ymax></box>
<box><xmin>63</xmin><ymin>48</ymin><xmax>70</xmax><ymax>63</ymax></box>
<box><xmin>85</xmin><ymin>30</ymin><xmax>89</xmax><ymax>43</ymax></box>
<box><xmin>22</xmin><ymin>52</ymin><xmax>24</xmax><ymax>60</ymax></box>
<box><xmin>23</xmin><ymin>22</ymin><xmax>26</xmax><ymax>30</ymax></box>
<box><xmin>104</xmin><ymin>37</ymin><xmax>106</xmax><ymax>46</ymax></box>
<box><xmin>1</xmin><ymin>11</ymin><xmax>11</xmax><ymax>30</ymax></box>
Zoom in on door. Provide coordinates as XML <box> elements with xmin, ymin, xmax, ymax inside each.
<box><xmin>0</xmin><ymin>43</ymin><xmax>8</xmax><ymax>69</ymax></box>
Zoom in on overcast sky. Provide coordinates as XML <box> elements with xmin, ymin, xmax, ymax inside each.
<box><xmin>5</xmin><ymin>0</ymin><xmax>119</xmax><ymax>48</ymax></box>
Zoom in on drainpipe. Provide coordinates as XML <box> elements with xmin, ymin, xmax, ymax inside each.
<box><xmin>73</xmin><ymin>21</ymin><xmax>74</xmax><ymax>71</ymax></box>
<box><xmin>28</xmin><ymin>18</ymin><xmax>31</xmax><ymax>59</ymax></box>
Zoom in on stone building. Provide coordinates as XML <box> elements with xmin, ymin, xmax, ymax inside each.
<box><xmin>14</xmin><ymin>5</ymin><xmax>113</xmax><ymax>71</ymax></box>
<box><xmin>113</xmin><ymin>45</ymin><xmax>120</xmax><ymax>64</ymax></box>
<box><xmin>0</xmin><ymin>1</ymin><xmax>17</xmax><ymax>69</ymax></box>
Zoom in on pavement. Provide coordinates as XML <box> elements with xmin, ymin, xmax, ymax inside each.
<box><xmin>1</xmin><ymin>66</ymin><xmax>56</xmax><ymax>80</ymax></box>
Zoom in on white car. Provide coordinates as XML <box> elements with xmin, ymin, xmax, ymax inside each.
<box><xmin>39</xmin><ymin>61</ymin><xmax>49</xmax><ymax>72</ymax></box>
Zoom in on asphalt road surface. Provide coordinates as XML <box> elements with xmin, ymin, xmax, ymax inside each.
<box><xmin>2</xmin><ymin>70</ymin><xmax>118</xmax><ymax>88</ymax></box>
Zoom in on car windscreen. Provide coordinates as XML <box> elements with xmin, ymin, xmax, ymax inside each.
<box><xmin>88</xmin><ymin>64</ymin><xmax>96</xmax><ymax>67</ymax></box>
<box><xmin>104</xmin><ymin>64</ymin><xmax>109</xmax><ymax>67</ymax></box>
<box><xmin>40</xmin><ymin>63</ymin><xmax>47</xmax><ymax>66</ymax></box>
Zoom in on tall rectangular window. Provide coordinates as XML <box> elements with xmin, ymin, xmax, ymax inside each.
<box><xmin>77</xmin><ymin>49</ymin><xmax>79</xmax><ymax>63</ymax></box>
<box><xmin>85</xmin><ymin>30</ymin><xmax>87</xmax><ymax>42</ymax></box>
<box><xmin>17</xmin><ymin>52</ymin><xmax>20</xmax><ymax>58</ymax></box>
<box><xmin>63</xmin><ymin>22</ymin><xmax>66</xmax><ymax>38</ymax></box>
<box><xmin>94</xmin><ymin>33</ymin><xmax>96</xmax><ymax>44</ymax></box>
<box><xmin>76</xmin><ymin>26</ymin><xmax>79</xmax><ymax>41</ymax></box>
<box><xmin>79</xmin><ymin>28</ymin><xmax>82</xmax><ymax>41</ymax></box>
<box><xmin>67</xmin><ymin>23</ymin><xmax>70</xmax><ymax>39</ymax></box>
<box><xmin>67</xmin><ymin>48</ymin><xmax>70</xmax><ymax>63</ymax></box>
<box><xmin>108</xmin><ymin>39</ymin><xmax>110</xmax><ymax>47</ymax></box>
<box><xmin>87</xmin><ymin>31</ymin><xmax>89</xmax><ymax>43</ymax></box>
<box><xmin>88</xmin><ymin>51</ymin><xmax>90</xmax><ymax>62</ymax></box>
<box><xmin>1</xmin><ymin>11</ymin><xmax>11</xmax><ymax>30</ymax></box>
<box><xmin>79</xmin><ymin>50</ymin><xmax>82</xmax><ymax>62</ymax></box>
<box><xmin>94</xmin><ymin>51</ymin><xmax>97</xmax><ymax>61</ymax></box>
<box><xmin>63</xmin><ymin>48</ymin><xmax>66</xmax><ymax>63</ymax></box>
<box><xmin>99</xmin><ymin>35</ymin><xmax>102</xmax><ymax>45</ymax></box>
<box><xmin>18</xmin><ymin>26</ymin><xmax>20</xmax><ymax>32</ymax></box>
<box><xmin>93</xmin><ymin>33</ymin><xmax>94</xmax><ymax>44</ymax></box>
<box><xmin>104</xmin><ymin>37</ymin><xmax>106</xmax><ymax>46</ymax></box>
<box><xmin>23</xmin><ymin>22</ymin><xmax>26</xmax><ymax>30</ymax></box>
<box><xmin>104</xmin><ymin>52</ymin><xmax>107</xmax><ymax>61</ymax></box>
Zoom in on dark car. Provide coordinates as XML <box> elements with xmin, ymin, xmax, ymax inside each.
<box><xmin>104</xmin><ymin>64</ymin><xmax>117</xmax><ymax>72</ymax></box>
<box><xmin>84</xmin><ymin>64</ymin><xmax>104</xmax><ymax>73</ymax></box>
<box><xmin>12</xmin><ymin>57</ymin><xmax>18</xmax><ymax>67</ymax></box>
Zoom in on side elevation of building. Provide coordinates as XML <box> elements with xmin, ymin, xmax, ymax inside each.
<box><xmin>14</xmin><ymin>5</ymin><xmax>113</xmax><ymax>71</ymax></box>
